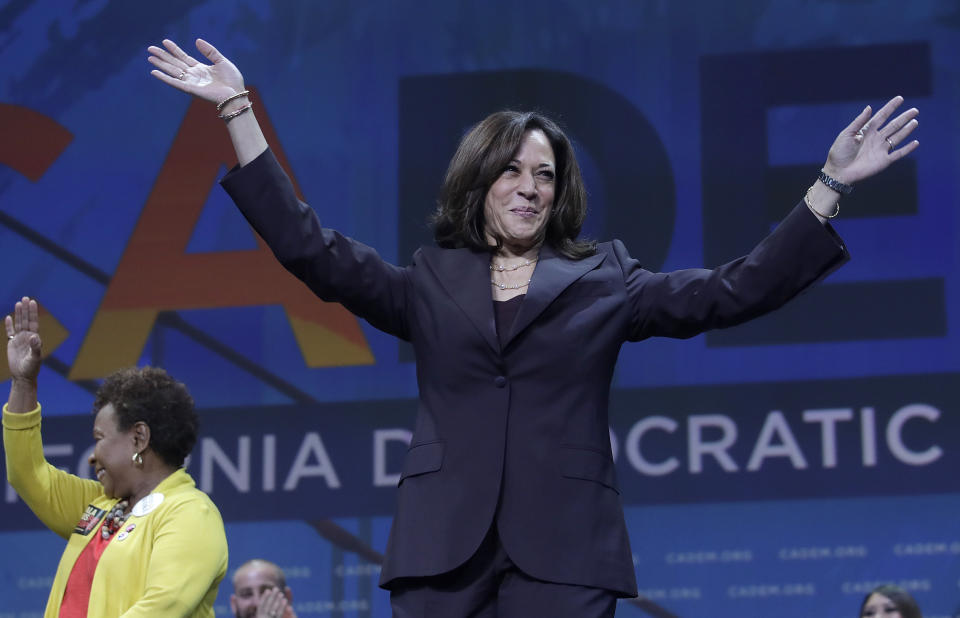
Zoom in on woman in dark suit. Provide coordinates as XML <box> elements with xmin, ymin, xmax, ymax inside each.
<box><xmin>147</xmin><ymin>38</ymin><xmax>918</xmax><ymax>618</ymax></box>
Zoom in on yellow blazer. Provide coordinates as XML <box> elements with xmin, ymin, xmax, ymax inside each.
<box><xmin>3</xmin><ymin>404</ymin><xmax>228</xmax><ymax>617</ymax></box>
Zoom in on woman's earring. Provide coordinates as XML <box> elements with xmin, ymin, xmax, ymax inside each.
<box><xmin>132</xmin><ymin>451</ymin><xmax>144</xmax><ymax>467</ymax></box>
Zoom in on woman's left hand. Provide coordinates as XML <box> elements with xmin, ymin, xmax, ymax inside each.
<box><xmin>5</xmin><ymin>297</ymin><xmax>42</xmax><ymax>385</ymax></box>
<box><xmin>822</xmin><ymin>95</ymin><xmax>919</xmax><ymax>186</ymax></box>
<box><xmin>4</xmin><ymin>296</ymin><xmax>42</xmax><ymax>413</ymax></box>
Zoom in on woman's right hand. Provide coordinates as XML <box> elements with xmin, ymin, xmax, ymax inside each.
<box><xmin>148</xmin><ymin>38</ymin><xmax>245</xmax><ymax>106</ymax></box>
<box><xmin>5</xmin><ymin>296</ymin><xmax>42</xmax><ymax>385</ymax></box>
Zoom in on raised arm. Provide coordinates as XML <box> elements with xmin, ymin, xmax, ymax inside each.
<box><xmin>624</xmin><ymin>97</ymin><xmax>919</xmax><ymax>340</ymax></box>
<box><xmin>148</xmin><ymin>38</ymin><xmax>268</xmax><ymax>166</ymax></box>
<box><xmin>149</xmin><ymin>39</ymin><xmax>412</xmax><ymax>340</ymax></box>
<box><xmin>4</xmin><ymin>297</ymin><xmax>101</xmax><ymax>537</ymax></box>
<box><xmin>5</xmin><ymin>296</ymin><xmax>41</xmax><ymax>413</ymax></box>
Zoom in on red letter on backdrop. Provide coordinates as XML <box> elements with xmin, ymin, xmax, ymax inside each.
<box><xmin>70</xmin><ymin>89</ymin><xmax>373</xmax><ymax>379</ymax></box>
<box><xmin>0</xmin><ymin>105</ymin><xmax>74</xmax><ymax>378</ymax></box>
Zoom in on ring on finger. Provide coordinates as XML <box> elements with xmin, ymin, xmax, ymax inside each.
<box><xmin>177</xmin><ymin>71</ymin><xmax>185</xmax><ymax>80</ymax></box>
<box><xmin>885</xmin><ymin>137</ymin><xmax>894</xmax><ymax>151</ymax></box>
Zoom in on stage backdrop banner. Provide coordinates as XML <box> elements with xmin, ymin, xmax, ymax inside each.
<box><xmin>1</xmin><ymin>0</ymin><xmax>959</xmax><ymax>616</ymax></box>
<box><xmin>3</xmin><ymin>372</ymin><xmax>958</xmax><ymax>527</ymax></box>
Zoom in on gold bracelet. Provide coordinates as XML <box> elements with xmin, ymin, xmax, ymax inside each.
<box><xmin>804</xmin><ymin>186</ymin><xmax>839</xmax><ymax>219</ymax></box>
<box><xmin>218</xmin><ymin>102</ymin><xmax>253</xmax><ymax>122</ymax></box>
<box><xmin>216</xmin><ymin>89</ymin><xmax>251</xmax><ymax>112</ymax></box>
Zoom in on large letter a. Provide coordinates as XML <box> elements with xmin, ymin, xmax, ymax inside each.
<box><xmin>70</xmin><ymin>90</ymin><xmax>374</xmax><ymax>379</ymax></box>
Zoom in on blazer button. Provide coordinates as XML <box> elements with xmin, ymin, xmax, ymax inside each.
<box><xmin>494</xmin><ymin>376</ymin><xmax>507</xmax><ymax>388</ymax></box>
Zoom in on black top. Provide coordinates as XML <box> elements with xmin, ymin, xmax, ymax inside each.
<box><xmin>493</xmin><ymin>295</ymin><xmax>524</xmax><ymax>349</ymax></box>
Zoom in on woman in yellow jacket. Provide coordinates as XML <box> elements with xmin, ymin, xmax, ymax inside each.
<box><xmin>3</xmin><ymin>296</ymin><xmax>228</xmax><ymax>617</ymax></box>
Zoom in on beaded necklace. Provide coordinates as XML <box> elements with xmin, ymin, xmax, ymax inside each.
<box><xmin>489</xmin><ymin>256</ymin><xmax>538</xmax><ymax>272</ymax></box>
<box><xmin>101</xmin><ymin>500</ymin><xmax>131</xmax><ymax>540</ymax></box>
<box><xmin>491</xmin><ymin>278</ymin><xmax>532</xmax><ymax>290</ymax></box>
<box><xmin>490</xmin><ymin>255</ymin><xmax>537</xmax><ymax>290</ymax></box>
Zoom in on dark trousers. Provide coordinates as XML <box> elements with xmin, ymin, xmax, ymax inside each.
<box><xmin>389</xmin><ymin>525</ymin><xmax>618</xmax><ymax>618</ymax></box>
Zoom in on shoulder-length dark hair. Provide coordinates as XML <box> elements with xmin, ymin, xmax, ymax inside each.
<box><xmin>92</xmin><ymin>366</ymin><xmax>198</xmax><ymax>469</ymax></box>
<box><xmin>432</xmin><ymin>110</ymin><xmax>596</xmax><ymax>259</ymax></box>
<box><xmin>859</xmin><ymin>584</ymin><xmax>922</xmax><ymax>618</ymax></box>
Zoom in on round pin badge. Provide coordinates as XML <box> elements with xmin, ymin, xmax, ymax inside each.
<box><xmin>131</xmin><ymin>493</ymin><xmax>164</xmax><ymax>517</ymax></box>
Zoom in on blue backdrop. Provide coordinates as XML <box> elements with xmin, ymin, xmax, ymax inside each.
<box><xmin>1</xmin><ymin>1</ymin><xmax>958</xmax><ymax>616</ymax></box>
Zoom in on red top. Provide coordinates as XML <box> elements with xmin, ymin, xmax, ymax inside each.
<box><xmin>59</xmin><ymin>527</ymin><xmax>112</xmax><ymax>618</ymax></box>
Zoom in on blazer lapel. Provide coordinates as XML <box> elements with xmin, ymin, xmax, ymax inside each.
<box><xmin>418</xmin><ymin>246</ymin><xmax>500</xmax><ymax>354</ymax></box>
<box><xmin>506</xmin><ymin>245</ymin><xmax>606</xmax><ymax>347</ymax></box>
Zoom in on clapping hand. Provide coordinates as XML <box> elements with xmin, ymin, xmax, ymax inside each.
<box><xmin>255</xmin><ymin>587</ymin><xmax>296</xmax><ymax>618</ymax></box>
<box><xmin>823</xmin><ymin>95</ymin><xmax>919</xmax><ymax>186</ymax></box>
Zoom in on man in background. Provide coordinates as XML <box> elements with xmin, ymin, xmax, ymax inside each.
<box><xmin>231</xmin><ymin>559</ymin><xmax>297</xmax><ymax>618</ymax></box>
